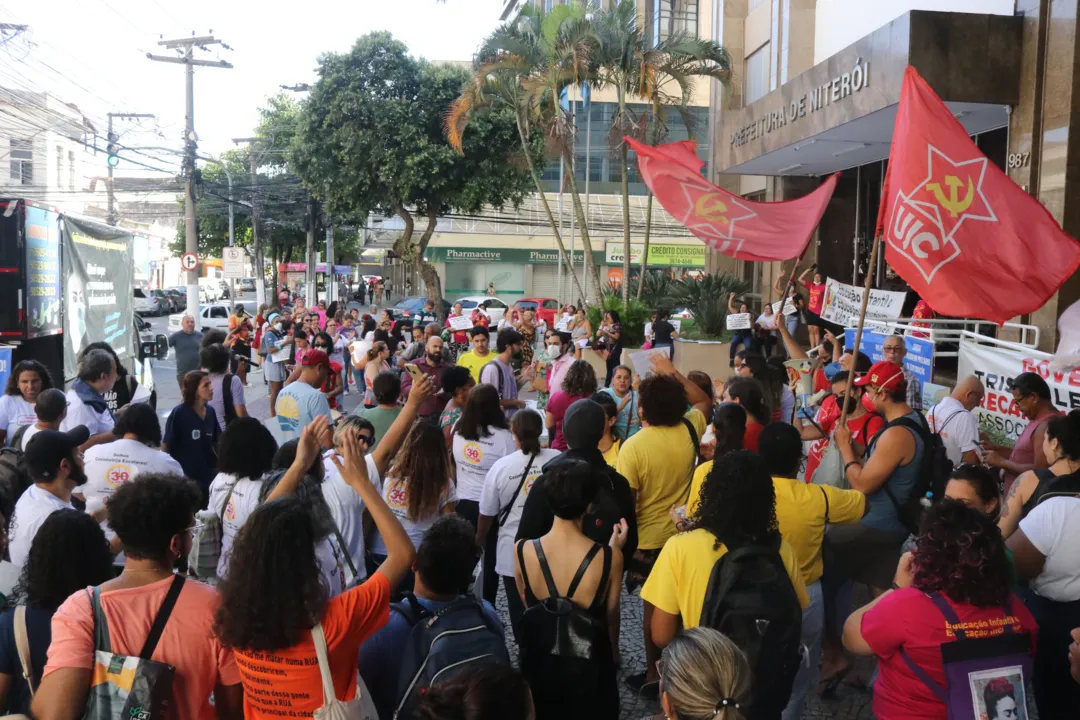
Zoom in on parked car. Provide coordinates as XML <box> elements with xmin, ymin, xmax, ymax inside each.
<box><xmin>517</xmin><ymin>297</ymin><xmax>560</xmax><ymax>326</ymax></box>
<box><xmin>168</xmin><ymin>301</ymin><xmax>257</xmax><ymax>333</ymax></box>
<box><xmin>455</xmin><ymin>295</ymin><xmax>509</xmax><ymax>325</ymax></box>
<box><xmin>134</xmin><ymin>288</ymin><xmax>170</xmax><ymax>317</ymax></box>
<box><xmin>216</xmin><ymin>279</ymin><xmax>232</xmax><ymax>299</ymax></box>
<box><xmin>198</xmin><ymin>277</ymin><xmax>220</xmax><ymax>302</ymax></box>
<box><xmin>165</xmin><ymin>287</ymin><xmax>187</xmax><ymax>311</ymax></box>
<box><xmin>239</xmin><ymin>278</ymin><xmax>256</xmax><ymax>293</ymax></box>
<box><xmin>150</xmin><ymin>289</ymin><xmax>177</xmax><ymax>313</ymax></box>
<box><xmin>387</xmin><ymin>296</ymin><xmax>452</xmax><ymax>322</ymax></box>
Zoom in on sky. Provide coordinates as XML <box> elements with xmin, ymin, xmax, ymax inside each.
<box><xmin>0</xmin><ymin>0</ymin><xmax>502</xmax><ymax>180</ymax></box>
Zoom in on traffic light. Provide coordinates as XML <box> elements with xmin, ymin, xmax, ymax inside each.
<box><xmin>106</xmin><ymin>132</ymin><xmax>119</xmax><ymax>168</ymax></box>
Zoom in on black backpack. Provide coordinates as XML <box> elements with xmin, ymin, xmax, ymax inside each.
<box><xmin>873</xmin><ymin>414</ymin><xmax>950</xmax><ymax>535</ymax></box>
<box><xmin>220</xmin><ymin>372</ymin><xmax>237</xmax><ymax>427</ymax></box>
<box><xmin>515</xmin><ymin>540</ymin><xmax>613</xmax><ymax>701</ymax></box>
<box><xmin>391</xmin><ymin>593</ymin><xmax>510</xmax><ymax>719</ymax></box>
<box><xmin>0</xmin><ymin>447</ymin><xmax>30</xmax><ymax>534</ymax></box>
<box><xmin>699</xmin><ymin>534</ymin><xmax>803</xmax><ymax>719</ymax></box>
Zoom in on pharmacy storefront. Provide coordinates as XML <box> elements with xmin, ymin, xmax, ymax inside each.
<box><xmin>426</xmin><ymin>246</ymin><xmax>605</xmax><ymax>300</ymax></box>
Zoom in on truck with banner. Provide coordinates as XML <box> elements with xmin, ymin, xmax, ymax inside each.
<box><xmin>0</xmin><ymin>198</ymin><xmax>167</xmax><ymax>403</ymax></box>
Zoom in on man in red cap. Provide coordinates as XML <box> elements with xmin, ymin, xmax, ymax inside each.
<box><xmin>830</xmin><ymin>360</ymin><xmax>925</xmax><ymax>593</ymax></box>
<box><xmin>275</xmin><ymin>349</ymin><xmax>333</xmax><ymax>439</ymax></box>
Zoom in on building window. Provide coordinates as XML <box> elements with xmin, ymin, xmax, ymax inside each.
<box><xmin>744</xmin><ymin>43</ymin><xmax>771</xmax><ymax>104</ymax></box>
<box><xmin>56</xmin><ymin>145</ymin><xmax>64</xmax><ymax>188</ymax></box>
<box><xmin>652</xmin><ymin>0</ymin><xmax>697</xmax><ymax>45</ymax></box>
<box><xmin>68</xmin><ymin>151</ymin><xmax>75</xmax><ymax>189</ymax></box>
<box><xmin>10</xmin><ymin>140</ymin><xmax>32</xmax><ymax>185</ymax></box>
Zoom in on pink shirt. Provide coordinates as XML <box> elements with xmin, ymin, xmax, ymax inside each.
<box><xmin>45</xmin><ymin>577</ymin><xmax>240</xmax><ymax>719</ymax></box>
<box><xmin>547</xmin><ymin>353</ymin><xmax>575</xmax><ymax>396</ymax></box>
<box><xmin>547</xmin><ymin>391</ymin><xmax>589</xmax><ymax>450</ymax></box>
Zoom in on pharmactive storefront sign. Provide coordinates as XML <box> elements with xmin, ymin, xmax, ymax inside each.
<box><xmin>730</xmin><ymin>58</ymin><xmax>871</xmax><ymax>147</ymax></box>
<box><xmin>820</xmin><ymin>277</ymin><xmax>906</xmax><ymax>328</ymax></box>
<box><xmin>604</xmin><ymin>242</ymin><xmax>707</xmax><ymax>268</ymax></box>
<box><xmin>427</xmin><ymin>247</ymin><xmax>605</xmax><ymax>266</ymax></box>
<box><xmin>844</xmin><ymin>329</ymin><xmax>933</xmax><ymax>384</ymax></box>
<box><xmin>956</xmin><ymin>339</ymin><xmax>1080</xmax><ymax>443</ymax></box>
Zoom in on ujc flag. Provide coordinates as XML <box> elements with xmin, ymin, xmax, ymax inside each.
<box><xmin>877</xmin><ymin>66</ymin><xmax>1080</xmax><ymax>325</ymax></box>
<box><xmin>626</xmin><ymin>137</ymin><xmax>838</xmax><ymax>262</ymax></box>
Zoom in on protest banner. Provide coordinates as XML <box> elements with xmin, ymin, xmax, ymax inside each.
<box><xmin>628</xmin><ymin>348</ymin><xmax>672</xmax><ymax>380</ymax></box>
<box><xmin>726</xmin><ymin>313</ymin><xmax>751</xmax><ymax>330</ymax></box>
<box><xmin>449</xmin><ymin>315</ymin><xmax>472</xmax><ymax>331</ymax></box>
<box><xmin>771</xmin><ymin>298</ymin><xmax>798</xmax><ymax>316</ymax></box>
<box><xmin>844</xmin><ymin>329</ymin><xmax>934</xmax><ymax>384</ymax></box>
<box><xmin>820</xmin><ymin>278</ymin><xmax>906</xmax><ymax>327</ymax></box>
<box><xmin>957</xmin><ymin>338</ymin><xmax>1079</xmax><ymax>443</ymax></box>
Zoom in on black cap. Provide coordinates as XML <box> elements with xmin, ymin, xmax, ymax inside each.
<box><xmin>24</xmin><ymin>427</ymin><xmax>90</xmax><ymax>480</ymax></box>
<box><xmin>563</xmin><ymin>399</ymin><xmax>606</xmax><ymax>451</ymax></box>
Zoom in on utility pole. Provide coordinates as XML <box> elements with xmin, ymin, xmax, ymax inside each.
<box><xmin>105</xmin><ymin>112</ymin><xmax>153</xmax><ymax>226</ymax></box>
<box><xmin>306</xmin><ymin>193</ymin><xmax>317</xmax><ymax>305</ymax></box>
<box><xmin>233</xmin><ymin>137</ymin><xmax>266</xmax><ymax>309</ymax></box>
<box><xmin>325</xmin><ymin>223</ymin><xmax>335</xmax><ymax>304</ymax></box>
<box><xmin>148</xmin><ymin>35</ymin><xmax>232</xmax><ymax>320</ymax></box>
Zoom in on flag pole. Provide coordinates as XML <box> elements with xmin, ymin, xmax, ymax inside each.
<box><xmin>837</xmin><ymin>233</ymin><xmax>882</xmax><ymax>428</ymax></box>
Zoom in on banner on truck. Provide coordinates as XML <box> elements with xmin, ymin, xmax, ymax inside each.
<box><xmin>62</xmin><ymin>217</ymin><xmax>134</xmax><ymax>382</ymax></box>
<box><xmin>956</xmin><ymin>338</ymin><xmax>1077</xmax><ymax>444</ymax></box>
<box><xmin>820</xmin><ymin>278</ymin><xmax>906</xmax><ymax>328</ymax></box>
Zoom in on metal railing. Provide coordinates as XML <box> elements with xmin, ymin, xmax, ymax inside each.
<box><xmin>857</xmin><ymin>317</ymin><xmax>1040</xmax><ymax>359</ymax></box>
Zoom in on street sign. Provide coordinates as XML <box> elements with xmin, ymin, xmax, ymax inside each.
<box><xmin>180</xmin><ymin>252</ymin><xmax>198</xmax><ymax>271</ymax></box>
<box><xmin>223</xmin><ymin>247</ymin><xmax>246</xmax><ymax>279</ymax></box>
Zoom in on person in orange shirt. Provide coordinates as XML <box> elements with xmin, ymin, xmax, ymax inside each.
<box><xmin>213</xmin><ymin>416</ymin><xmax>419</xmax><ymax>718</ymax></box>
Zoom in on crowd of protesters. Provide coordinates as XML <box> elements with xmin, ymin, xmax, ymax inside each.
<box><xmin>0</xmin><ymin>277</ymin><xmax>1075</xmax><ymax>720</ymax></box>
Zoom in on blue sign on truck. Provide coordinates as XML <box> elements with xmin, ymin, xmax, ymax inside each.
<box><xmin>844</xmin><ymin>329</ymin><xmax>934</xmax><ymax>384</ymax></box>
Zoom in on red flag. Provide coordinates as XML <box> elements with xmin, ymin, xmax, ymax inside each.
<box><xmin>878</xmin><ymin>66</ymin><xmax>1080</xmax><ymax>325</ymax></box>
<box><xmin>625</xmin><ymin>137</ymin><xmax>838</xmax><ymax>262</ymax></box>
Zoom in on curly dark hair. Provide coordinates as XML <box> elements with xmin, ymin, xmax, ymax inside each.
<box><xmin>1045</xmin><ymin>410</ymin><xmax>1080</xmax><ymax>460</ymax></box>
<box><xmin>441</xmin><ymin>365</ymin><xmax>475</xmax><ymax>398</ymax></box>
<box><xmin>106</xmin><ymin>473</ymin><xmax>202</xmax><ymax>564</ymax></box>
<box><xmin>214</xmin><ymin>496</ymin><xmax>328</xmax><ymax>651</ymax></box>
<box><xmin>388</xmin><ymin>420</ymin><xmax>452</xmax><ymax>523</ymax></box>
<box><xmin>758</xmin><ymin>422</ymin><xmax>803</xmax><ymax>479</ymax></box>
<box><xmin>200</xmin><ymin>343</ymin><xmax>231</xmax><ymax>375</ymax></box>
<box><xmin>201</xmin><ymin>328</ymin><xmax>227</xmax><ymax>348</ymax></box>
<box><xmin>638</xmin><ymin>374</ymin><xmax>689</xmax><ymax>427</ymax></box>
<box><xmin>691</xmin><ymin>450</ymin><xmax>779</xmax><ymax>551</ymax></box>
<box><xmin>4</xmin><ymin>359</ymin><xmax>55</xmax><ymax>397</ymax></box>
<box><xmin>409</xmin><ymin>664</ymin><xmax>533</xmax><ymax>720</ymax></box>
<box><xmin>948</xmin><ymin>464</ymin><xmax>1002</xmax><ymax>520</ymax></box>
<box><xmin>417</xmin><ymin>515</ymin><xmax>481</xmax><ymax>596</ymax></box>
<box><xmin>456</xmin><ymin>384</ymin><xmax>509</xmax><ymax>440</ymax></box>
<box><xmin>911</xmin><ymin>499</ymin><xmax>1012</xmax><ymax>607</ymax></box>
<box><xmin>218</xmin><ymin>418</ymin><xmax>278</xmax><ymax>480</ymax></box>
<box><xmin>562</xmin><ymin>360</ymin><xmax>598</xmax><ymax>397</ymax></box>
<box><xmin>723</xmin><ymin>377</ymin><xmax>770</xmax><ymax>426</ymax></box>
<box><xmin>18</xmin><ymin>509</ymin><xmax>112</xmax><ymax>611</ymax></box>
<box><xmin>113</xmin><ymin>402</ymin><xmax>162</xmax><ymax>446</ymax></box>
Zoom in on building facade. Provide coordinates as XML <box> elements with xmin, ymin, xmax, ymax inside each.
<box><xmin>708</xmin><ymin>0</ymin><xmax>1078</xmax><ymax>350</ymax></box>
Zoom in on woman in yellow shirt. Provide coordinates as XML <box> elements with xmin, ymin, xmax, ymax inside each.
<box><xmin>641</xmin><ymin>451</ymin><xmax>808</xmax><ymax>708</ymax></box>
<box><xmin>593</xmin><ymin>392</ymin><xmax>621</xmax><ymax>467</ymax></box>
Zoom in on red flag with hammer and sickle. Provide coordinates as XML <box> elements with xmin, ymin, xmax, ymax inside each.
<box><xmin>625</xmin><ymin>137</ymin><xmax>838</xmax><ymax>261</ymax></box>
<box><xmin>878</xmin><ymin>66</ymin><xmax>1080</xmax><ymax>325</ymax></box>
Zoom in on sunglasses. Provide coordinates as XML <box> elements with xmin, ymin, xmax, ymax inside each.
<box><xmin>314</xmin><ymin>345</ymin><xmax>332</xmax><ymax>351</ymax></box>
<box><xmin>357</xmin><ymin>433</ymin><xmax>375</xmax><ymax>445</ymax></box>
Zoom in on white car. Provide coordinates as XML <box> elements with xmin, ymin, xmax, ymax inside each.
<box><xmin>168</xmin><ymin>301</ymin><xmax>257</xmax><ymax>333</ymax></box>
<box><xmin>455</xmin><ymin>295</ymin><xmax>509</xmax><ymax>325</ymax></box>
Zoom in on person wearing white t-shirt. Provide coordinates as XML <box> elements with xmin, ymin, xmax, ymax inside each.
<box><xmin>61</xmin><ymin>349</ymin><xmax>118</xmax><ymax>451</ymax></box>
<box><xmin>452</xmin><ymin>384</ymin><xmax>516</xmax><ymax>604</ymax></box>
<box><xmin>77</xmin><ymin>403</ymin><xmax>184</xmax><ymax>562</ymax></box>
<box><xmin>15</xmin><ymin>387</ymin><xmax>67</xmax><ymax>453</ymax></box>
<box><xmin>8</xmin><ymin>426</ymin><xmax>90</xmax><ymax>568</ymax></box>
<box><xmin>476</xmin><ymin>409</ymin><xmax>560</xmax><ymax>630</ymax></box>
<box><xmin>1010</xmin><ymin>496</ymin><xmax>1080</xmax><ymax>718</ymax></box>
<box><xmin>370</xmin><ymin>421</ymin><xmax>456</xmax><ymax>593</ymax></box>
<box><xmin>0</xmin><ymin>359</ymin><xmax>54</xmax><ymax>447</ymax></box>
<box><xmin>925</xmin><ymin>376</ymin><xmax>985</xmax><ymax>467</ymax></box>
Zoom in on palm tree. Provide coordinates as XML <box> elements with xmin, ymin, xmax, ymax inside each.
<box><xmin>446</xmin><ymin>3</ymin><xmax>591</xmax><ymax>303</ymax></box>
<box><xmin>591</xmin><ymin>0</ymin><xmax>731</xmax><ymax>306</ymax></box>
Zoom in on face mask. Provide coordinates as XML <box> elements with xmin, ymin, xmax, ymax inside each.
<box><xmin>839</xmin><ymin>392</ymin><xmax>861</xmax><ymax>415</ymax></box>
<box><xmin>548</xmin><ymin>343</ymin><xmax>563</xmax><ymax>356</ymax></box>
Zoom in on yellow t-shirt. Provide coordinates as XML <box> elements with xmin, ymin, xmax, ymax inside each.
<box><xmin>616</xmin><ymin>409</ymin><xmax>707</xmax><ymax>550</ymax></box>
<box><xmin>687</xmin><ymin>463</ymin><xmax>866</xmax><ymax>586</ymax></box>
<box><xmin>456</xmin><ymin>351</ymin><xmax>496</xmax><ymax>384</ymax></box>
<box><xmin>602</xmin><ymin>438</ymin><xmax>621</xmax><ymax>468</ymax></box>
<box><xmin>640</xmin><ymin>528</ymin><xmax>809</xmax><ymax>630</ymax></box>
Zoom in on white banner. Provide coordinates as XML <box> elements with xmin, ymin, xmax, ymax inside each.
<box><xmin>956</xmin><ymin>338</ymin><xmax>1076</xmax><ymax>444</ymax></box>
<box><xmin>448</xmin><ymin>315</ymin><xmax>472</xmax><ymax>331</ymax></box>
<box><xmin>726</xmin><ymin>313</ymin><xmax>751</xmax><ymax>330</ymax></box>
<box><xmin>771</xmin><ymin>298</ymin><xmax>798</xmax><ymax>316</ymax></box>
<box><xmin>819</xmin><ymin>278</ymin><xmax>906</xmax><ymax>328</ymax></box>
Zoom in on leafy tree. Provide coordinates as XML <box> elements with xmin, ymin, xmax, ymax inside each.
<box><xmin>292</xmin><ymin>32</ymin><xmax>535</xmax><ymax>316</ymax></box>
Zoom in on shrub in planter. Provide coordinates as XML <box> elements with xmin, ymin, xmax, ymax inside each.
<box><xmin>670</xmin><ymin>273</ymin><xmax>749</xmax><ymax>339</ymax></box>
<box><xmin>587</xmin><ymin>295</ymin><xmax>651</xmax><ymax>347</ymax></box>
